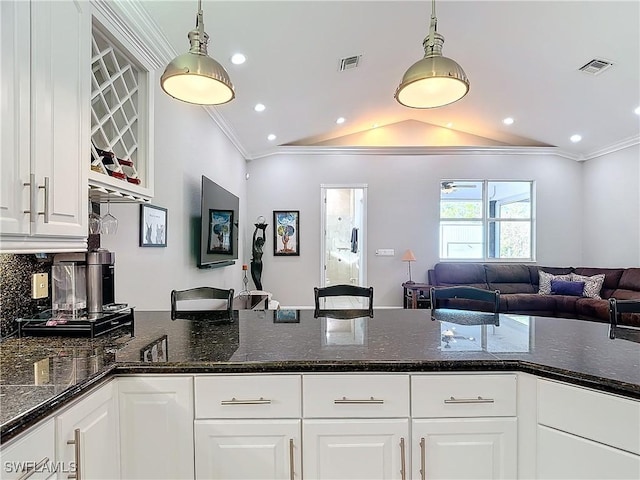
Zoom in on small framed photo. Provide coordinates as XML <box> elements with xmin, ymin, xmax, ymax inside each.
<box><xmin>273</xmin><ymin>210</ymin><xmax>300</xmax><ymax>256</ymax></box>
<box><xmin>207</xmin><ymin>209</ymin><xmax>234</xmax><ymax>255</ymax></box>
<box><xmin>140</xmin><ymin>204</ymin><xmax>167</xmax><ymax>247</ymax></box>
<box><xmin>140</xmin><ymin>335</ymin><xmax>168</xmax><ymax>362</ymax></box>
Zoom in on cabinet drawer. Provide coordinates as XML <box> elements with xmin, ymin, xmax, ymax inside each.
<box><xmin>0</xmin><ymin>418</ymin><xmax>55</xmax><ymax>480</ymax></box>
<box><xmin>195</xmin><ymin>375</ymin><xmax>301</xmax><ymax>419</ymax></box>
<box><xmin>303</xmin><ymin>374</ymin><xmax>410</xmax><ymax>418</ymax></box>
<box><xmin>412</xmin><ymin>374</ymin><xmax>517</xmax><ymax>418</ymax></box>
<box><xmin>538</xmin><ymin>379</ymin><xmax>640</xmax><ymax>455</ymax></box>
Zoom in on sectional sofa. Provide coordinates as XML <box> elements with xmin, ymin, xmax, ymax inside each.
<box><xmin>427</xmin><ymin>263</ymin><xmax>640</xmax><ymax>326</ymax></box>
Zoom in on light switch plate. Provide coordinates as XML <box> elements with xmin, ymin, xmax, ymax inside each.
<box><xmin>375</xmin><ymin>249</ymin><xmax>395</xmax><ymax>256</ymax></box>
<box><xmin>32</xmin><ymin>273</ymin><xmax>48</xmax><ymax>299</ymax></box>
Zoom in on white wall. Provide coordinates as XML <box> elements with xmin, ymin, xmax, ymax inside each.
<box><xmin>102</xmin><ymin>82</ymin><xmax>247</xmax><ymax>310</ymax></box>
<box><xmin>582</xmin><ymin>144</ymin><xmax>640</xmax><ymax>267</ymax></box>
<box><xmin>246</xmin><ymin>152</ymin><xmax>584</xmax><ymax>308</ymax></box>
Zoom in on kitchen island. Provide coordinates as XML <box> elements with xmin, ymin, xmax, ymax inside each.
<box><xmin>1</xmin><ymin>308</ymin><xmax>639</xmax><ymax>444</ymax></box>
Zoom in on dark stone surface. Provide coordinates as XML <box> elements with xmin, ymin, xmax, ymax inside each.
<box><xmin>1</xmin><ymin>309</ymin><xmax>639</xmax><ymax>444</ymax></box>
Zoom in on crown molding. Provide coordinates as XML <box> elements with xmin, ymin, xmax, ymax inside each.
<box><xmin>248</xmin><ymin>145</ymin><xmax>577</xmax><ymax>161</ymax></box>
<box><xmin>202</xmin><ymin>107</ymin><xmax>250</xmax><ymax>159</ymax></box>
<box><xmin>582</xmin><ymin>135</ymin><xmax>640</xmax><ymax>161</ymax></box>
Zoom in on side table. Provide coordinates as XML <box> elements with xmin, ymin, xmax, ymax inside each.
<box><xmin>402</xmin><ymin>282</ymin><xmax>432</xmax><ymax>309</ymax></box>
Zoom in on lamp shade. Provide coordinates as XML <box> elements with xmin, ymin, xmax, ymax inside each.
<box><xmin>160</xmin><ymin>3</ymin><xmax>235</xmax><ymax>106</ymax></box>
<box><xmin>402</xmin><ymin>249</ymin><xmax>417</xmax><ymax>262</ymax></box>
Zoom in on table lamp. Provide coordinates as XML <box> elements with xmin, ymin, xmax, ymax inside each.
<box><xmin>402</xmin><ymin>249</ymin><xmax>417</xmax><ymax>284</ymax></box>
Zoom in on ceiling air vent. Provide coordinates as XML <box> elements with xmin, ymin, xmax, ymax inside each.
<box><xmin>338</xmin><ymin>55</ymin><xmax>362</xmax><ymax>71</ymax></box>
<box><xmin>579</xmin><ymin>58</ymin><xmax>614</xmax><ymax>75</ymax></box>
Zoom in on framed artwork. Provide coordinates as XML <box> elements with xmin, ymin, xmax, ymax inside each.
<box><xmin>273</xmin><ymin>210</ymin><xmax>300</xmax><ymax>256</ymax></box>
<box><xmin>207</xmin><ymin>209</ymin><xmax>234</xmax><ymax>255</ymax></box>
<box><xmin>140</xmin><ymin>335</ymin><xmax>168</xmax><ymax>362</ymax></box>
<box><xmin>273</xmin><ymin>309</ymin><xmax>300</xmax><ymax>323</ymax></box>
<box><xmin>140</xmin><ymin>204</ymin><xmax>167</xmax><ymax>247</ymax></box>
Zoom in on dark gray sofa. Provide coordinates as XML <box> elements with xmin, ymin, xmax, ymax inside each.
<box><xmin>427</xmin><ymin>263</ymin><xmax>640</xmax><ymax>326</ymax></box>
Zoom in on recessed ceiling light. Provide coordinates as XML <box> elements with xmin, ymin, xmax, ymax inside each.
<box><xmin>267</xmin><ymin>134</ymin><xmax>276</xmax><ymax>141</ymax></box>
<box><xmin>446</xmin><ymin>122</ymin><xmax>453</xmax><ymax>128</ymax></box>
<box><xmin>503</xmin><ymin>117</ymin><xmax>515</xmax><ymax>125</ymax></box>
<box><xmin>336</xmin><ymin>117</ymin><xmax>346</xmax><ymax>124</ymax></box>
<box><xmin>570</xmin><ymin>134</ymin><xmax>582</xmax><ymax>143</ymax></box>
<box><xmin>372</xmin><ymin>123</ymin><xmax>379</xmax><ymax>128</ymax></box>
<box><xmin>254</xmin><ymin>103</ymin><xmax>266</xmax><ymax>112</ymax></box>
<box><xmin>635</xmin><ymin>106</ymin><xmax>640</xmax><ymax>115</ymax></box>
<box><xmin>231</xmin><ymin>53</ymin><xmax>246</xmax><ymax>65</ymax></box>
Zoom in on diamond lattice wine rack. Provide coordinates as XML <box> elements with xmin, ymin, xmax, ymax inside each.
<box><xmin>89</xmin><ymin>19</ymin><xmax>153</xmax><ymax>203</ymax></box>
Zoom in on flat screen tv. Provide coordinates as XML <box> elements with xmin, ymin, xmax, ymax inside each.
<box><xmin>198</xmin><ymin>175</ymin><xmax>239</xmax><ymax>268</ymax></box>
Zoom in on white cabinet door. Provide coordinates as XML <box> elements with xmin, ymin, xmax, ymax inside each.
<box><xmin>0</xmin><ymin>418</ymin><xmax>55</xmax><ymax>480</ymax></box>
<box><xmin>303</xmin><ymin>419</ymin><xmax>410</xmax><ymax>480</ymax></box>
<box><xmin>0</xmin><ymin>0</ymin><xmax>30</xmax><ymax>237</ymax></box>
<box><xmin>195</xmin><ymin>419</ymin><xmax>300</xmax><ymax>480</ymax></box>
<box><xmin>118</xmin><ymin>376</ymin><xmax>194</xmax><ymax>480</ymax></box>
<box><xmin>56</xmin><ymin>382</ymin><xmax>119</xmax><ymax>480</ymax></box>
<box><xmin>537</xmin><ymin>425</ymin><xmax>640</xmax><ymax>480</ymax></box>
<box><xmin>412</xmin><ymin>418</ymin><xmax>517</xmax><ymax>480</ymax></box>
<box><xmin>30</xmin><ymin>0</ymin><xmax>89</xmax><ymax>238</ymax></box>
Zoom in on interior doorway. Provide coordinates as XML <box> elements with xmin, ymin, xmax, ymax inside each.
<box><xmin>320</xmin><ymin>185</ymin><xmax>367</xmax><ymax>307</ymax></box>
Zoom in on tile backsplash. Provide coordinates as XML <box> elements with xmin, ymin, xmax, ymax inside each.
<box><xmin>0</xmin><ymin>254</ymin><xmax>53</xmax><ymax>338</ymax></box>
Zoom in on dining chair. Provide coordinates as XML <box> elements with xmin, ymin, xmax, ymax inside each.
<box><xmin>430</xmin><ymin>286</ymin><xmax>500</xmax><ymax>314</ymax></box>
<box><xmin>314</xmin><ymin>284</ymin><xmax>373</xmax><ymax>309</ymax></box>
<box><xmin>170</xmin><ymin>286</ymin><xmax>234</xmax><ymax>320</ymax></box>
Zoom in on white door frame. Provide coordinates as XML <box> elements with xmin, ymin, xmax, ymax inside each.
<box><xmin>320</xmin><ymin>184</ymin><xmax>368</xmax><ymax>288</ymax></box>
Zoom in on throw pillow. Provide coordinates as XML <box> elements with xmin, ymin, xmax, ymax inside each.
<box><xmin>550</xmin><ymin>279</ymin><xmax>585</xmax><ymax>296</ymax></box>
<box><xmin>571</xmin><ymin>273</ymin><xmax>605</xmax><ymax>299</ymax></box>
<box><xmin>538</xmin><ymin>271</ymin><xmax>572</xmax><ymax>295</ymax></box>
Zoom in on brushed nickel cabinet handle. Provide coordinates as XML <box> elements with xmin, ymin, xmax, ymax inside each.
<box><xmin>220</xmin><ymin>397</ymin><xmax>272</xmax><ymax>405</ymax></box>
<box><xmin>66</xmin><ymin>428</ymin><xmax>81</xmax><ymax>479</ymax></box>
<box><xmin>420</xmin><ymin>437</ymin><xmax>426</xmax><ymax>480</ymax></box>
<box><xmin>333</xmin><ymin>396</ymin><xmax>384</xmax><ymax>404</ymax></box>
<box><xmin>289</xmin><ymin>438</ymin><xmax>295</xmax><ymax>480</ymax></box>
<box><xmin>444</xmin><ymin>396</ymin><xmax>495</xmax><ymax>404</ymax></box>
<box><xmin>23</xmin><ymin>173</ymin><xmax>35</xmax><ymax>222</ymax></box>
<box><xmin>400</xmin><ymin>437</ymin><xmax>406</xmax><ymax>480</ymax></box>
<box><xmin>16</xmin><ymin>457</ymin><xmax>49</xmax><ymax>480</ymax></box>
<box><xmin>39</xmin><ymin>176</ymin><xmax>49</xmax><ymax>223</ymax></box>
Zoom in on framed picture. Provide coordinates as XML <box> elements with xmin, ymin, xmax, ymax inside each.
<box><xmin>140</xmin><ymin>204</ymin><xmax>167</xmax><ymax>247</ymax></box>
<box><xmin>207</xmin><ymin>209</ymin><xmax>234</xmax><ymax>255</ymax></box>
<box><xmin>140</xmin><ymin>335</ymin><xmax>168</xmax><ymax>362</ymax></box>
<box><xmin>273</xmin><ymin>210</ymin><xmax>300</xmax><ymax>256</ymax></box>
<box><xmin>273</xmin><ymin>309</ymin><xmax>300</xmax><ymax>323</ymax></box>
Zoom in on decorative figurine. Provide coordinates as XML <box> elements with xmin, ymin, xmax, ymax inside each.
<box><xmin>251</xmin><ymin>217</ymin><xmax>268</xmax><ymax>290</ymax></box>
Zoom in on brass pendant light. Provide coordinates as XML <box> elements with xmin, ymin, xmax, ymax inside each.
<box><xmin>395</xmin><ymin>0</ymin><xmax>469</xmax><ymax>109</ymax></box>
<box><xmin>160</xmin><ymin>0</ymin><xmax>235</xmax><ymax>105</ymax></box>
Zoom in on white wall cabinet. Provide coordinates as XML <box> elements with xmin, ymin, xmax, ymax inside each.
<box><xmin>117</xmin><ymin>375</ymin><xmax>194</xmax><ymax>480</ymax></box>
<box><xmin>55</xmin><ymin>380</ymin><xmax>119</xmax><ymax>480</ymax></box>
<box><xmin>0</xmin><ymin>418</ymin><xmax>55</xmax><ymax>480</ymax></box>
<box><xmin>0</xmin><ymin>0</ymin><xmax>89</xmax><ymax>253</ymax></box>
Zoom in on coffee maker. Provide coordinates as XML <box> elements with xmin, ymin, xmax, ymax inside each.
<box><xmin>52</xmin><ymin>250</ymin><xmax>115</xmax><ymax>317</ymax></box>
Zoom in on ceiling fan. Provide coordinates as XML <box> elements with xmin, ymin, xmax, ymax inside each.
<box><xmin>441</xmin><ymin>181</ymin><xmax>477</xmax><ymax>193</ymax></box>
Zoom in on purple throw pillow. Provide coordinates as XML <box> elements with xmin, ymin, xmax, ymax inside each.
<box><xmin>550</xmin><ymin>279</ymin><xmax>585</xmax><ymax>296</ymax></box>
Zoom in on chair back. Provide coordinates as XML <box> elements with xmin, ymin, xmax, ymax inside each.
<box><xmin>609</xmin><ymin>298</ymin><xmax>640</xmax><ymax>328</ymax></box>
<box><xmin>430</xmin><ymin>286</ymin><xmax>500</xmax><ymax>314</ymax></box>
<box><xmin>171</xmin><ymin>286</ymin><xmax>234</xmax><ymax>320</ymax></box>
<box><xmin>314</xmin><ymin>285</ymin><xmax>373</xmax><ymax>309</ymax></box>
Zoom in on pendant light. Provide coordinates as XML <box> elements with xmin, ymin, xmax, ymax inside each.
<box><xmin>395</xmin><ymin>0</ymin><xmax>469</xmax><ymax>109</ymax></box>
<box><xmin>160</xmin><ymin>0</ymin><xmax>235</xmax><ymax>105</ymax></box>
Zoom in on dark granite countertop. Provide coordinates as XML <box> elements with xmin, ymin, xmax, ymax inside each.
<box><xmin>2</xmin><ymin>309</ymin><xmax>639</xmax><ymax>444</ymax></box>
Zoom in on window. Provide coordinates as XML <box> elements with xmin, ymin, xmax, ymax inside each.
<box><xmin>439</xmin><ymin>181</ymin><xmax>534</xmax><ymax>261</ymax></box>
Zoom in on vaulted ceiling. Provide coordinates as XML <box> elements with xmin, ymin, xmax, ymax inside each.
<box><xmin>138</xmin><ymin>0</ymin><xmax>640</xmax><ymax>160</ymax></box>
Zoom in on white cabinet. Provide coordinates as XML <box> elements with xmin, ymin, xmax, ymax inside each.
<box><xmin>0</xmin><ymin>418</ymin><xmax>55</xmax><ymax>480</ymax></box>
<box><xmin>0</xmin><ymin>0</ymin><xmax>89</xmax><ymax>253</ymax></box>
<box><xmin>194</xmin><ymin>375</ymin><xmax>302</xmax><ymax>480</ymax></box>
<box><xmin>536</xmin><ymin>379</ymin><xmax>640</xmax><ymax>480</ymax></box>
<box><xmin>302</xmin><ymin>374</ymin><xmax>411</xmax><ymax>480</ymax></box>
<box><xmin>117</xmin><ymin>375</ymin><xmax>194</xmax><ymax>480</ymax></box>
<box><xmin>411</xmin><ymin>374</ymin><xmax>518</xmax><ymax>480</ymax></box>
<box><xmin>55</xmin><ymin>380</ymin><xmax>119</xmax><ymax>480</ymax></box>
<box><xmin>195</xmin><ymin>420</ymin><xmax>300</xmax><ymax>480</ymax></box>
